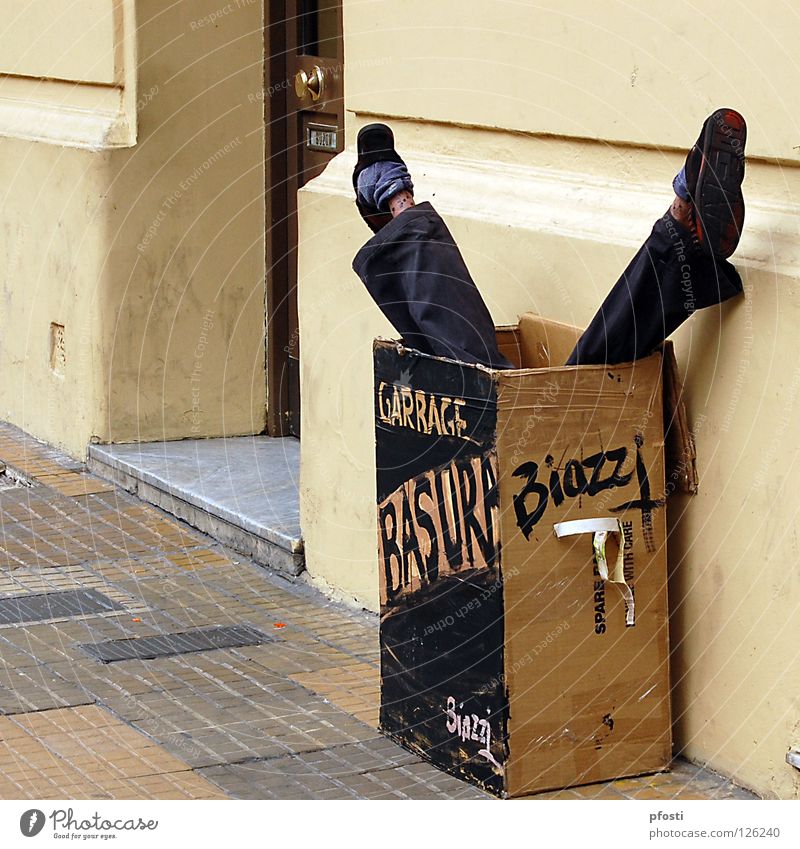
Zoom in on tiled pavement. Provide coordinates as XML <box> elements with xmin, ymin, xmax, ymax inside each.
<box><xmin>0</xmin><ymin>422</ymin><xmax>757</xmax><ymax>801</ymax></box>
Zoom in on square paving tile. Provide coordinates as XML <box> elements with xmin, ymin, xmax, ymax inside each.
<box><xmin>0</xmin><ymin>705</ymin><xmax>226</xmax><ymax>799</ymax></box>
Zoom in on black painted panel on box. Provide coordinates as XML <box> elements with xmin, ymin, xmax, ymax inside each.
<box><xmin>374</xmin><ymin>342</ymin><xmax>498</xmax><ymax>501</ymax></box>
<box><xmin>380</xmin><ymin>567</ymin><xmax>507</xmax><ymax>796</ymax></box>
<box><xmin>374</xmin><ymin>341</ymin><xmax>508</xmax><ymax>796</ymax></box>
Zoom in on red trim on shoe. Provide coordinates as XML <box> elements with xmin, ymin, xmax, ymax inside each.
<box><xmin>689</xmin><ymin>108</ymin><xmax>747</xmax><ymax>259</ymax></box>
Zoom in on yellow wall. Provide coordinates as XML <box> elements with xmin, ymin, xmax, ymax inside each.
<box><xmin>0</xmin><ymin>0</ymin><xmax>266</xmax><ymax>456</ymax></box>
<box><xmin>298</xmin><ymin>0</ymin><xmax>800</xmax><ymax>797</ymax></box>
<box><xmin>0</xmin><ymin>0</ymin><xmax>135</xmax><ymax>149</ymax></box>
<box><xmin>1</xmin><ymin>0</ymin><xmax>120</xmax><ymax>84</ymax></box>
<box><xmin>346</xmin><ymin>0</ymin><xmax>800</xmax><ymax>163</ymax></box>
<box><xmin>100</xmin><ymin>0</ymin><xmax>266</xmax><ymax>444</ymax></box>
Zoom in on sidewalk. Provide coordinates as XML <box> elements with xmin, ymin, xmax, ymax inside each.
<box><xmin>0</xmin><ymin>423</ymin><xmax>756</xmax><ymax>800</ymax></box>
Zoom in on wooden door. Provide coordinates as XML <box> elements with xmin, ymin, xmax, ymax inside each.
<box><xmin>266</xmin><ymin>0</ymin><xmax>344</xmax><ymax>437</ymax></box>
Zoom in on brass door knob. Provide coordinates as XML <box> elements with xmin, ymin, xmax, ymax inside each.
<box><xmin>295</xmin><ymin>66</ymin><xmax>324</xmax><ymax>102</ymax></box>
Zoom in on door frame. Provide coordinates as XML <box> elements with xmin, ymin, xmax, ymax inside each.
<box><xmin>265</xmin><ymin>0</ymin><xmax>291</xmax><ymax>437</ymax></box>
<box><xmin>264</xmin><ymin>0</ymin><xmax>344</xmax><ymax>438</ymax></box>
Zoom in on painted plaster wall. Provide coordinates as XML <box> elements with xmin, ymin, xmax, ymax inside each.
<box><xmin>345</xmin><ymin>0</ymin><xmax>800</xmax><ymax>163</ymax></box>
<box><xmin>298</xmin><ymin>1</ymin><xmax>800</xmax><ymax>798</ymax></box>
<box><xmin>0</xmin><ymin>142</ymin><xmax>109</xmax><ymax>456</ymax></box>
<box><xmin>99</xmin><ymin>0</ymin><xmax>266</xmax><ymax>445</ymax></box>
<box><xmin>1</xmin><ymin>0</ymin><xmax>120</xmax><ymax>84</ymax></box>
<box><xmin>0</xmin><ymin>0</ymin><xmax>266</xmax><ymax>456</ymax></box>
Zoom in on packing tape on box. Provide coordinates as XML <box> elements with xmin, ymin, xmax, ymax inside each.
<box><xmin>553</xmin><ymin>518</ymin><xmax>635</xmax><ymax>626</ymax></box>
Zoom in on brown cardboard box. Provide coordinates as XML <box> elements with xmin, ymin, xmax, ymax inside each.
<box><xmin>374</xmin><ymin>313</ymin><xmax>693</xmax><ymax>798</ymax></box>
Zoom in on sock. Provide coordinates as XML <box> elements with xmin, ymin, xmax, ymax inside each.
<box><xmin>357</xmin><ymin>161</ymin><xmax>414</xmax><ymax>212</ymax></box>
<box><xmin>672</xmin><ymin>165</ymin><xmax>690</xmax><ymax>201</ymax></box>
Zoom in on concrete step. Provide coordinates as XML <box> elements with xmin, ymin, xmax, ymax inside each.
<box><xmin>88</xmin><ymin>436</ymin><xmax>304</xmax><ymax>576</ymax></box>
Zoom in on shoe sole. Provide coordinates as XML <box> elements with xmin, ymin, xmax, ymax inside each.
<box><xmin>357</xmin><ymin>123</ymin><xmax>397</xmax><ymax>160</ymax></box>
<box><xmin>693</xmin><ymin>108</ymin><xmax>747</xmax><ymax>259</ymax></box>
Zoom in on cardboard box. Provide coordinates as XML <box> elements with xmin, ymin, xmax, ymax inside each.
<box><xmin>374</xmin><ymin>313</ymin><xmax>695</xmax><ymax>798</ymax></box>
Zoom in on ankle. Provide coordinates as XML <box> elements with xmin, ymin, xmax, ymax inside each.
<box><xmin>389</xmin><ymin>190</ymin><xmax>415</xmax><ymax>217</ymax></box>
<box><xmin>669</xmin><ymin>195</ymin><xmax>694</xmax><ymax>230</ymax></box>
<box><xmin>667</xmin><ymin>195</ymin><xmax>703</xmax><ymax>253</ymax></box>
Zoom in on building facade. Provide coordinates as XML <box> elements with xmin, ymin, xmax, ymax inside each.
<box><xmin>298</xmin><ymin>1</ymin><xmax>800</xmax><ymax>800</ymax></box>
<box><xmin>0</xmin><ymin>0</ymin><xmax>798</xmax><ymax>799</ymax></box>
<box><xmin>0</xmin><ymin>0</ymin><xmax>266</xmax><ymax>456</ymax></box>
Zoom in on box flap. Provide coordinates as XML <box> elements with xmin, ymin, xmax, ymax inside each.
<box><xmin>517</xmin><ymin>313</ymin><xmax>581</xmax><ymax>369</ymax></box>
<box><xmin>662</xmin><ymin>341</ymin><xmax>699</xmax><ymax>495</ymax></box>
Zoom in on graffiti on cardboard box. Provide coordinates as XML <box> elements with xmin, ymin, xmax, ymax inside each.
<box><xmin>445</xmin><ymin>696</ymin><xmax>502</xmax><ymax>771</ymax></box>
<box><xmin>378</xmin><ymin>452</ymin><xmax>500</xmax><ymax>603</ymax></box>
<box><xmin>511</xmin><ymin>433</ymin><xmax>664</xmax><ymax>550</ymax></box>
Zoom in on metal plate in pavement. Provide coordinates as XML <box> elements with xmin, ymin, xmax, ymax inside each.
<box><xmin>0</xmin><ymin>589</ymin><xmax>125</xmax><ymax>625</ymax></box>
<box><xmin>80</xmin><ymin>625</ymin><xmax>273</xmax><ymax>663</ymax></box>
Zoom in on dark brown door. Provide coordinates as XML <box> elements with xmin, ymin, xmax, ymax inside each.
<box><xmin>266</xmin><ymin>0</ymin><xmax>344</xmax><ymax>437</ymax></box>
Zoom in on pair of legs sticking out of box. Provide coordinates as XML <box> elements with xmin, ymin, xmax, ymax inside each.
<box><xmin>352</xmin><ymin>111</ymin><xmax>747</xmax><ymax>368</ymax></box>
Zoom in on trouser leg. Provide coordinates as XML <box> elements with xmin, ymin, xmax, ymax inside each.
<box><xmin>353</xmin><ymin>202</ymin><xmax>514</xmax><ymax>370</ymax></box>
<box><xmin>566</xmin><ymin>212</ymin><xmax>744</xmax><ymax>366</ymax></box>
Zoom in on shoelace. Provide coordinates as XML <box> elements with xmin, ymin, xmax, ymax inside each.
<box><xmin>687</xmin><ymin>202</ymin><xmax>703</xmax><ymax>251</ymax></box>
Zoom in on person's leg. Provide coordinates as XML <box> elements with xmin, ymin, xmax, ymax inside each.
<box><xmin>567</xmin><ymin>108</ymin><xmax>747</xmax><ymax>366</ymax></box>
<box><xmin>353</xmin><ymin>201</ymin><xmax>515</xmax><ymax>369</ymax></box>
<box><xmin>353</xmin><ymin>125</ymin><xmax>514</xmax><ymax>370</ymax></box>
<box><xmin>566</xmin><ymin>206</ymin><xmax>743</xmax><ymax>365</ymax></box>
<box><xmin>388</xmin><ymin>190</ymin><xmax>415</xmax><ymax>217</ymax></box>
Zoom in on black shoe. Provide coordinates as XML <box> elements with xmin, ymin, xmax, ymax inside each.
<box><xmin>353</xmin><ymin>123</ymin><xmax>408</xmax><ymax>233</ymax></box>
<box><xmin>683</xmin><ymin>108</ymin><xmax>747</xmax><ymax>259</ymax></box>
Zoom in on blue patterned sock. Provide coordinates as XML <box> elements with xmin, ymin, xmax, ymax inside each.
<box><xmin>357</xmin><ymin>161</ymin><xmax>414</xmax><ymax>211</ymax></box>
<box><xmin>672</xmin><ymin>165</ymin><xmax>690</xmax><ymax>200</ymax></box>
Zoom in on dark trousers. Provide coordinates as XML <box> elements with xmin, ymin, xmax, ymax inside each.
<box><xmin>354</xmin><ymin>204</ymin><xmax>743</xmax><ymax>369</ymax></box>
<box><xmin>567</xmin><ymin>212</ymin><xmax>743</xmax><ymax>365</ymax></box>
<box><xmin>353</xmin><ymin>202</ymin><xmax>514</xmax><ymax>369</ymax></box>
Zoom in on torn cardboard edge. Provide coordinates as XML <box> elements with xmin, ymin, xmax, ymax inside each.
<box><xmin>662</xmin><ymin>341</ymin><xmax>699</xmax><ymax>495</ymax></box>
<box><xmin>506</xmin><ymin>319</ymin><xmax>698</xmax><ymax>495</ymax></box>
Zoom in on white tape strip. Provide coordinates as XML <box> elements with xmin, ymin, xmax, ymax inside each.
<box><xmin>553</xmin><ymin>517</ymin><xmax>635</xmax><ymax>626</ymax></box>
<box><xmin>553</xmin><ymin>518</ymin><xmax>620</xmax><ymax>538</ymax></box>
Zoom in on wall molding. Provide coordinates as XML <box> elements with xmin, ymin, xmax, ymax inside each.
<box><xmin>0</xmin><ymin>1</ymin><xmax>137</xmax><ymax>151</ymax></box>
<box><xmin>0</xmin><ymin>76</ymin><xmax>132</xmax><ymax>151</ymax></box>
<box><xmin>305</xmin><ymin>144</ymin><xmax>800</xmax><ymax>280</ymax></box>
